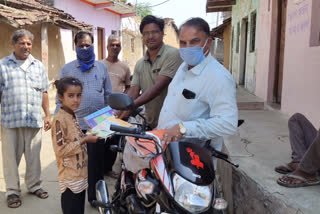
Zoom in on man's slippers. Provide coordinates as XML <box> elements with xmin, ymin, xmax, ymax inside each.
<box><xmin>277</xmin><ymin>173</ymin><xmax>320</xmax><ymax>188</ymax></box>
<box><xmin>30</xmin><ymin>188</ymin><xmax>49</xmax><ymax>199</ymax></box>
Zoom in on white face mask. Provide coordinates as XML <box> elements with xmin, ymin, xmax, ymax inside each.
<box><xmin>179</xmin><ymin>38</ymin><xmax>209</xmax><ymax>66</ymax></box>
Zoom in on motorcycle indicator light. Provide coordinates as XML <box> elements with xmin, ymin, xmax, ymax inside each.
<box><xmin>137</xmin><ymin>180</ymin><xmax>155</xmax><ymax>198</ymax></box>
<box><xmin>213</xmin><ymin>198</ymin><xmax>228</xmax><ymax>211</ymax></box>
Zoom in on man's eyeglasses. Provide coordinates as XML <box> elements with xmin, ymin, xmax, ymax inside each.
<box><xmin>142</xmin><ymin>30</ymin><xmax>161</xmax><ymax>37</ymax></box>
<box><xmin>110</xmin><ymin>44</ymin><xmax>121</xmax><ymax>47</ymax></box>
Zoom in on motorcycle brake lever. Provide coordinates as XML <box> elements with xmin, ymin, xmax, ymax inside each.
<box><xmin>211</xmin><ymin>149</ymin><xmax>239</xmax><ymax>168</ymax></box>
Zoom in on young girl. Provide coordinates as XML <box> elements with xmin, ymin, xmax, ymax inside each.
<box><xmin>52</xmin><ymin>77</ymin><xmax>99</xmax><ymax>214</ymax></box>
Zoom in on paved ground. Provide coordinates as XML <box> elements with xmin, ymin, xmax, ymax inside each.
<box><xmin>0</xmin><ymin>127</ymin><xmax>121</xmax><ymax>214</ymax></box>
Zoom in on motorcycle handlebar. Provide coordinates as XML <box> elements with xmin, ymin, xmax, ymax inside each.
<box><xmin>110</xmin><ymin>124</ymin><xmax>163</xmax><ymax>154</ymax></box>
<box><xmin>110</xmin><ymin>124</ymin><xmax>141</xmax><ymax>135</ymax></box>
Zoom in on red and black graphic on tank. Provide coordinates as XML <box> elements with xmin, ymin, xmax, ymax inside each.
<box><xmin>186</xmin><ymin>147</ymin><xmax>204</xmax><ymax>169</ymax></box>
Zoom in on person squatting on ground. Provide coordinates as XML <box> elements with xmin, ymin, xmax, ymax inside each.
<box><xmin>157</xmin><ymin>17</ymin><xmax>238</xmax><ymax>150</ymax></box>
<box><xmin>0</xmin><ymin>29</ymin><xmax>50</xmax><ymax>208</ymax></box>
<box><xmin>55</xmin><ymin>31</ymin><xmax>112</xmax><ymax>207</ymax></box>
<box><xmin>101</xmin><ymin>34</ymin><xmax>131</xmax><ymax>178</ymax></box>
<box><xmin>275</xmin><ymin>113</ymin><xmax>320</xmax><ymax>187</ymax></box>
<box><xmin>52</xmin><ymin>77</ymin><xmax>99</xmax><ymax>214</ymax></box>
<box><xmin>116</xmin><ymin>15</ymin><xmax>183</xmax><ymax>129</ymax></box>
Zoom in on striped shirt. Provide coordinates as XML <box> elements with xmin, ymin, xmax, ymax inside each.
<box><xmin>55</xmin><ymin>60</ymin><xmax>112</xmax><ymax>130</ymax></box>
<box><xmin>0</xmin><ymin>53</ymin><xmax>49</xmax><ymax>128</ymax></box>
<box><xmin>60</xmin><ymin>178</ymin><xmax>88</xmax><ymax>194</ymax></box>
<box><xmin>51</xmin><ymin>108</ymin><xmax>88</xmax><ymax>193</ymax></box>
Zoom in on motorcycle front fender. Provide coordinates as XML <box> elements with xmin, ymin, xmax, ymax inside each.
<box><xmin>96</xmin><ymin>179</ymin><xmax>112</xmax><ymax>214</ymax></box>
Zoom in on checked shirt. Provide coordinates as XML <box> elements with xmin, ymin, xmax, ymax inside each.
<box><xmin>0</xmin><ymin>53</ymin><xmax>49</xmax><ymax>128</ymax></box>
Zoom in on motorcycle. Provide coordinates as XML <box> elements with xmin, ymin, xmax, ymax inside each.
<box><xmin>92</xmin><ymin>93</ymin><xmax>241</xmax><ymax>214</ymax></box>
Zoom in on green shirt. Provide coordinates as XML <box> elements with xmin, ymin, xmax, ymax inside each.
<box><xmin>131</xmin><ymin>44</ymin><xmax>183</xmax><ymax>128</ymax></box>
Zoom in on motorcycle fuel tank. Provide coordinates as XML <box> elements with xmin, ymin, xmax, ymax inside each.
<box><xmin>165</xmin><ymin>141</ymin><xmax>215</xmax><ymax>185</ymax></box>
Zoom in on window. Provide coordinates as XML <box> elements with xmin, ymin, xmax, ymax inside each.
<box><xmin>111</xmin><ymin>30</ymin><xmax>117</xmax><ymax>35</ymax></box>
<box><xmin>236</xmin><ymin>22</ymin><xmax>240</xmax><ymax>53</ymax></box>
<box><xmin>250</xmin><ymin>11</ymin><xmax>257</xmax><ymax>52</ymax></box>
<box><xmin>131</xmin><ymin>38</ymin><xmax>135</xmax><ymax>53</ymax></box>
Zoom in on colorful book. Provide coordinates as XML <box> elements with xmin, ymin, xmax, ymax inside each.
<box><xmin>84</xmin><ymin>106</ymin><xmax>132</xmax><ymax>138</ymax></box>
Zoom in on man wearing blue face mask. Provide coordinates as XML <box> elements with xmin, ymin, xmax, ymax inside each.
<box><xmin>55</xmin><ymin>31</ymin><xmax>112</xmax><ymax>207</ymax></box>
<box><xmin>157</xmin><ymin>18</ymin><xmax>238</xmax><ymax>151</ymax></box>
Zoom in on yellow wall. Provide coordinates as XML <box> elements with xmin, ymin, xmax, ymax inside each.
<box><xmin>164</xmin><ymin>23</ymin><xmax>179</xmax><ymax>48</ymax></box>
<box><xmin>121</xmin><ymin>29</ymin><xmax>144</xmax><ymax>73</ymax></box>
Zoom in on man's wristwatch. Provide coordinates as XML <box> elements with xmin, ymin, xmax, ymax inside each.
<box><xmin>178</xmin><ymin>123</ymin><xmax>186</xmax><ymax>135</ymax></box>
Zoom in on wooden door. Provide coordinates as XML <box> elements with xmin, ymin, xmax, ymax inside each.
<box><xmin>97</xmin><ymin>28</ymin><xmax>104</xmax><ymax>60</ymax></box>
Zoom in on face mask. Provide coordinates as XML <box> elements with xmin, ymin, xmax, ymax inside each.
<box><xmin>179</xmin><ymin>39</ymin><xmax>209</xmax><ymax>66</ymax></box>
<box><xmin>76</xmin><ymin>45</ymin><xmax>95</xmax><ymax>62</ymax></box>
<box><xmin>76</xmin><ymin>45</ymin><xmax>95</xmax><ymax>72</ymax></box>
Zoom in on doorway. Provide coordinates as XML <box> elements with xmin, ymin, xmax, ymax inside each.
<box><xmin>273</xmin><ymin>0</ymin><xmax>287</xmax><ymax>104</ymax></box>
<box><xmin>97</xmin><ymin>27</ymin><xmax>105</xmax><ymax>60</ymax></box>
<box><xmin>239</xmin><ymin>18</ymin><xmax>248</xmax><ymax>86</ymax></box>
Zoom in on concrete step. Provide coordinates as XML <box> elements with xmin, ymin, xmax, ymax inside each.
<box><xmin>236</xmin><ymin>86</ymin><xmax>265</xmax><ymax>110</ymax></box>
<box><xmin>237</xmin><ymin>101</ymin><xmax>265</xmax><ymax>110</ymax></box>
<box><xmin>218</xmin><ymin>110</ymin><xmax>320</xmax><ymax>214</ymax></box>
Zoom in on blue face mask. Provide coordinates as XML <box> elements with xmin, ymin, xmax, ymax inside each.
<box><xmin>76</xmin><ymin>45</ymin><xmax>95</xmax><ymax>72</ymax></box>
<box><xmin>179</xmin><ymin>39</ymin><xmax>209</xmax><ymax>66</ymax></box>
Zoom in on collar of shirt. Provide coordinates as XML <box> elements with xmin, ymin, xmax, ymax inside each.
<box><xmin>144</xmin><ymin>43</ymin><xmax>165</xmax><ymax>62</ymax></box>
<box><xmin>181</xmin><ymin>54</ymin><xmax>212</xmax><ymax>76</ymax></box>
<box><xmin>8</xmin><ymin>53</ymin><xmax>36</xmax><ymax>72</ymax></box>
<box><xmin>60</xmin><ymin>107</ymin><xmax>76</xmax><ymax>118</ymax></box>
<box><xmin>75</xmin><ymin>60</ymin><xmax>98</xmax><ymax>68</ymax></box>
<box><xmin>8</xmin><ymin>52</ymin><xmax>35</xmax><ymax>64</ymax></box>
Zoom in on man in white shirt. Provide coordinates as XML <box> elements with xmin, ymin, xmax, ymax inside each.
<box><xmin>157</xmin><ymin>17</ymin><xmax>238</xmax><ymax>150</ymax></box>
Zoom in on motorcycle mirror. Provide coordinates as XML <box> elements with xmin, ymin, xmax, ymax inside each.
<box><xmin>108</xmin><ymin>93</ymin><xmax>134</xmax><ymax>110</ymax></box>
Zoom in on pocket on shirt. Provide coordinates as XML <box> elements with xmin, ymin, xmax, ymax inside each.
<box><xmin>28</xmin><ymin>75</ymin><xmax>42</xmax><ymax>91</ymax></box>
<box><xmin>175</xmin><ymin>97</ymin><xmax>198</xmax><ymax>121</ymax></box>
<box><xmin>92</xmin><ymin>80</ymin><xmax>103</xmax><ymax>93</ymax></box>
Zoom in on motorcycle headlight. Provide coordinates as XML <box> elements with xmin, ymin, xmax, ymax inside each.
<box><xmin>172</xmin><ymin>173</ymin><xmax>213</xmax><ymax>213</ymax></box>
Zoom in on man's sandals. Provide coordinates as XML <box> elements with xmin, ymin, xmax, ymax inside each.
<box><xmin>7</xmin><ymin>189</ymin><xmax>48</xmax><ymax>208</ymax></box>
<box><xmin>31</xmin><ymin>188</ymin><xmax>49</xmax><ymax>199</ymax></box>
<box><xmin>7</xmin><ymin>194</ymin><xmax>21</xmax><ymax>208</ymax></box>
<box><xmin>277</xmin><ymin>173</ymin><xmax>320</xmax><ymax>188</ymax></box>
